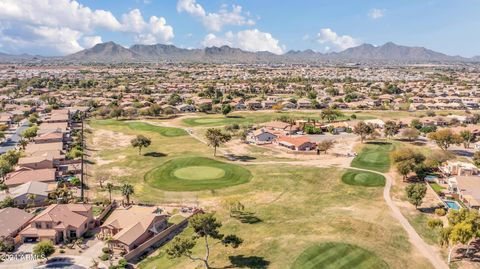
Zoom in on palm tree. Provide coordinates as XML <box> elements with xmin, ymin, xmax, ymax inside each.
<box><xmin>106</xmin><ymin>183</ymin><xmax>114</xmax><ymax>203</ymax></box>
<box><xmin>19</xmin><ymin>139</ymin><xmax>28</xmax><ymax>150</ymax></box>
<box><xmin>121</xmin><ymin>183</ymin><xmax>134</xmax><ymax>205</ymax></box>
<box><xmin>27</xmin><ymin>193</ymin><xmax>37</xmax><ymax>207</ymax></box>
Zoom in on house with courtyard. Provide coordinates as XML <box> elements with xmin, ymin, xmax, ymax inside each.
<box><xmin>99</xmin><ymin>206</ymin><xmax>169</xmax><ymax>252</ymax></box>
<box><xmin>447</xmin><ymin>176</ymin><xmax>480</xmax><ymax>209</ymax></box>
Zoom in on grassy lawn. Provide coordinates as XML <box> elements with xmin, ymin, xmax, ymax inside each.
<box><xmin>402</xmin><ymin>210</ymin><xmax>439</xmax><ymax>245</ymax></box>
<box><xmin>89</xmin><ymin>119</ymin><xmax>432</xmax><ymax>269</ymax></box>
<box><xmin>92</xmin><ymin>119</ymin><xmax>187</xmax><ymax>137</ymax></box>
<box><xmin>181</xmin><ymin>111</ymin><xmax>374</xmax><ymax>127</ymax></box>
<box><xmin>144</xmin><ymin>157</ymin><xmax>252</xmax><ymax>191</ymax></box>
<box><xmin>351</xmin><ymin>142</ymin><xmax>394</xmax><ymax>173</ymax></box>
<box><xmin>291</xmin><ymin>242</ymin><xmax>389</xmax><ymax>269</ymax></box>
<box><xmin>429</xmin><ymin>183</ymin><xmax>445</xmax><ymax>194</ymax></box>
<box><xmin>341</xmin><ymin>170</ymin><xmax>386</xmax><ymax>187</ymax></box>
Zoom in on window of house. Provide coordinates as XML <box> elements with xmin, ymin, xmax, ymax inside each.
<box><xmin>35</xmin><ymin>223</ymin><xmax>42</xmax><ymax>229</ymax></box>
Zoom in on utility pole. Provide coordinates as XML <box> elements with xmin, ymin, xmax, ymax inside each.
<box><xmin>80</xmin><ymin>112</ymin><xmax>84</xmax><ymax>201</ymax></box>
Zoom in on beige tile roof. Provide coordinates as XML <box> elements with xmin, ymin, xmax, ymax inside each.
<box><xmin>0</xmin><ymin>207</ymin><xmax>34</xmax><ymax>237</ymax></box>
<box><xmin>5</xmin><ymin>168</ymin><xmax>56</xmax><ymax>187</ymax></box>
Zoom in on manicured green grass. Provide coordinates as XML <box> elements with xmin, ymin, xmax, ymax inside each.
<box><xmin>341</xmin><ymin>170</ymin><xmax>386</xmax><ymax>187</ymax></box>
<box><xmin>181</xmin><ymin>111</ymin><xmax>374</xmax><ymax>127</ymax></box>
<box><xmin>429</xmin><ymin>183</ymin><xmax>445</xmax><ymax>194</ymax></box>
<box><xmin>403</xmin><ymin>210</ymin><xmax>439</xmax><ymax>245</ymax></box>
<box><xmin>291</xmin><ymin>242</ymin><xmax>389</xmax><ymax>269</ymax></box>
<box><xmin>351</xmin><ymin>142</ymin><xmax>394</xmax><ymax>173</ymax></box>
<box><xmin>91</xmin><ymin>119</ymin><xmax>187</xmax><ymax>137</ymax></box>
<box><xmin>144</xmin><ymin>157</ymin><xmax>252</xmax><ymax>191</ymax></box>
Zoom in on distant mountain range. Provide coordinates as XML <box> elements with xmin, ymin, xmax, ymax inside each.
<box><xmin>1</xmin><ymin>41</ymin><xmax>479</xmax><ymax>64</ymax></box>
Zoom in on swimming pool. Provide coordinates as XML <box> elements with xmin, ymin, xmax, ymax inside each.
<box><xmin>445</xmin><ymin>200</ymin><xmax>461</xmax><ymax>210</ymax></box>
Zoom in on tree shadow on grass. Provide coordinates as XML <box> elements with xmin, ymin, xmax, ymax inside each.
<box><xmin>225</xmin><ymin>115</ymin><xmax>245</xmax><ymax>119</ymax></box>
<box><xmin>226</xmin><ymin>255</ymin><xmax>270</xmax><ymax>269</ymax></box>
<box><xmin>144</xmin><ymin>152</ymin><xmax>167</xmax><ymax>157</ymax></box>
<box><xmin>365</xmin><ymin>141</ymin><xmax>391</xmax><ymax>146</ymax></box>
<box><xmin>231</xmin><ymin>211</ymin><xmax>262</xmax><ymax>224</ymax></box>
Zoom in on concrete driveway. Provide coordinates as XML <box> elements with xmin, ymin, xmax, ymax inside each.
<box><xmin>0</xmin><ymin>119</ymin><xmax>30</xmax><ymax>154</ymax></box>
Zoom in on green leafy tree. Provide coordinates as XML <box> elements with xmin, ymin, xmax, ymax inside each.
<box><xmin>405</xmin><ymin>183</ymin><xmax>427</xmax><ymax>209</ymax></box>
<box><xmin>21</xmin><ymin>125</ymin><xmax>38</xmax><ymax>141</ymax></box>
<box><xmin>121</xmin><ymin>183</ymin><xmax>134</xmax><ymax>205</ymax></box>
<box><xmin>383</xmin><ymin>120</ymin><xmax>400</xmax><ymax>137</ymax></box>
<box><xmin>320</xmin><ymin>108</ymin><xmax>342</xmax><ymax>123</ymax></box>
<box><xmin>0</xmin><ymin>159</ymin><xmax>13</xmax><ymax>182</ymax></box>
<box><xmin>130</xmin><ymin>135</ymin><xmax>151</xmax><ymax>155</ymax></box>
<box><xmin>33</xmin><ymin>240</ymin><xmax>55</xmax><ymax>260</ymax></box>
<box><xmin>460</xmin><ymin>130</ymin><xmax>474</xmax><ymax>149</ymax></box>
<box><xmin>428</xmin><ymin>129</ymin><xmax>463</xmax><ymax>151</ymax></box>
<box><xmin>205</xmin><ymin>128</ymin><xmax>231</xmax><ymax>156</ymax></box>
<box><xmin>221</xmin><ymin>104</ymin><xmax>232</xmax><ymax>117</ymax></box>
<box><xmin>0</xmin><ymin>236</ymin><xmax>15</xmax><ymax>252</ymax></box>
<box><xmin>353</xmin><ymin>122</ymin><xmax>374</xmax><ymax>143</ymax></box>
<box><xmin>166</xmin><ymin>213</ymin><xmax>243</xmax><ymax>269</ymax></box>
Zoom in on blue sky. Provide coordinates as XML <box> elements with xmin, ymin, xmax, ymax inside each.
<box><xmin>0</xmin><ymin>0</ymin><xmax>479</xmax><ymax>56</ymax></box>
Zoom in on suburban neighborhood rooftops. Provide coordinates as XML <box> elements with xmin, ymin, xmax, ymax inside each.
<box><xmin>0</xmin><ymin>207</ymin><xmax>34</xmax><ymax>237</ymax></box>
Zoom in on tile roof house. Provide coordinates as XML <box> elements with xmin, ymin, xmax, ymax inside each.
<box><xmin>4</xmin><ymin>168</ymin><xmax>57</xmax><ymax>187</ymax></box>
<box><xmin>0</xmin><ymin>207</ymin><xmax>34</xmax><ymax>242</ymax></box>
<box><xmin>19</xmin><ymin>204</ymin><xmax>94</xmax><ymax>243</ymax></box>
<box><xmin>0</xmin><ymin>181</ymin><xmax>53</xmax><ymax>207</ymax></box>
<box><xmin>100</xmin><ymin>206</ymin><xmax>168</xmax><ymax>252</ymax></box>
<box><xmin>276</xmin><ymin>136</ymin><xmax>317</xmax><ymax>151</ymax></box>
<box><xmin>18</xmin><ymin>155</ymin><xmax>55</xmax><ymax>170</ymax></box>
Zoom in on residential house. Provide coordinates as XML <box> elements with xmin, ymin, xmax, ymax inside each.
<box><xmin>4</xmin><ymin>168</ymin><xmax>57</xmax><ymax>187</ymax></box>
<box><xmin>0</xmin><ymin>181</ymin><xmax>53</xmax><ymax>207</ymax></box>
<box><xmin>441</xmin><ymin>161</ymin><xmax>479</xmax><ymax>176</ymax></box>
<box><xmin>19</xmin><ymin>204</ymin><xmax>94</xmax><ymax>243</ymax></box>
<box><xmin>100</xmin><ymin>206</ymin><xmax>168</xmax><ymax>252</ymax></box>
<box><xmin>175</xmin><ymin>104</ymin><xmax>195</xmax><ymax>113</ymax></box>
<box><xmin>276</xmin><ymin>136</ymin><xmax>317</xmax><ymax>151</ymax></box>
<box><xmin>296</xmin><ymin>99</ymin><xmax>312</xmax><ymax>109</ymax></box>
<box><xmin>0</xmin><ymin>208</ymin><xmax>34</xmax><ymax>243</ymax></box>
<box><xmin>252</xmin><ymin>129</ymin><xmax>277</xmax><ymax>143</ymax></box>
<box><xmin>18</xmin><ymin>155</ymin><xmax>55</xmax><ymax>170</ymax></box>
<box><xmin>447</xmin><ymin>176</ymin><xmax>480</xmax><ymax>209</ymax></box>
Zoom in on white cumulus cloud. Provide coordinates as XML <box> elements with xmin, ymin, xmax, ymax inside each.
<box><xmin>368</xmin><ymin>8</ymin><xmax>385</xmax><ymax>19</ymax></box>
<box><xmin>177</xmin><ymin>0</ymin><xmax>255</xmax><ymax>32</ymax></box>
<box><xmin>201</xmin><ymin>29</ymin><xmax>284</xmax><ymax>54</ymax></box>
<box><xmin>0</xmin><ymin>0</ymin><xmax>174</xmax><ymax>55</ymax></box>
<box><xmin>315</xmin><ymin>28</ymin><xmax>361</xmax><ymax>51</ymax></box>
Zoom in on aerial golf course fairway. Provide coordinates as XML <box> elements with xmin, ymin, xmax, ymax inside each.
<box><xmin>291</xmin><ymin>242</ymin><xmax>389</xmax><ymax>269</ymax></box>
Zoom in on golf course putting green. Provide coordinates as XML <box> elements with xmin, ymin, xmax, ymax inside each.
<box><xmin>145</xmin><ymin>157</ymin><xmax>252</xmax><ymax>191</ymax></box>
<box><xmin>341</xmin><ymin>170</ymin><xmax>385</xmax><ymax>187</ymax></box>
<box><xmin>291</xmin><ymin>242</ymin><xmax>389</xmax><ymax>269</ymax></box>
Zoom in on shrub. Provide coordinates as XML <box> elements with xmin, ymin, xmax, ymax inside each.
<box><xmin>435</xmin><ymin>208</ymin><xmax>447</xmax><ymax>216</ymax></box>
<box><xmin>102</xmin><ymin>247</ymin><xmax>112</xmax><ymax>254</ymax></box>
<box><xmin>99</xmin><ymin>253</ymin><xmax>110</xmax><ymax>261</ymax></box>
<box><xmin>59</xmin><ymin>249</ymin><xmax>65</xmax><ymax>254</ymax></box>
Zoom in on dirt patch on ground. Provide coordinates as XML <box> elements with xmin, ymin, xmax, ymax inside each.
<box><xmin>92</xmin><ymin>129</ymin><xmax>135</xmax><ymax>149</ymax></box>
